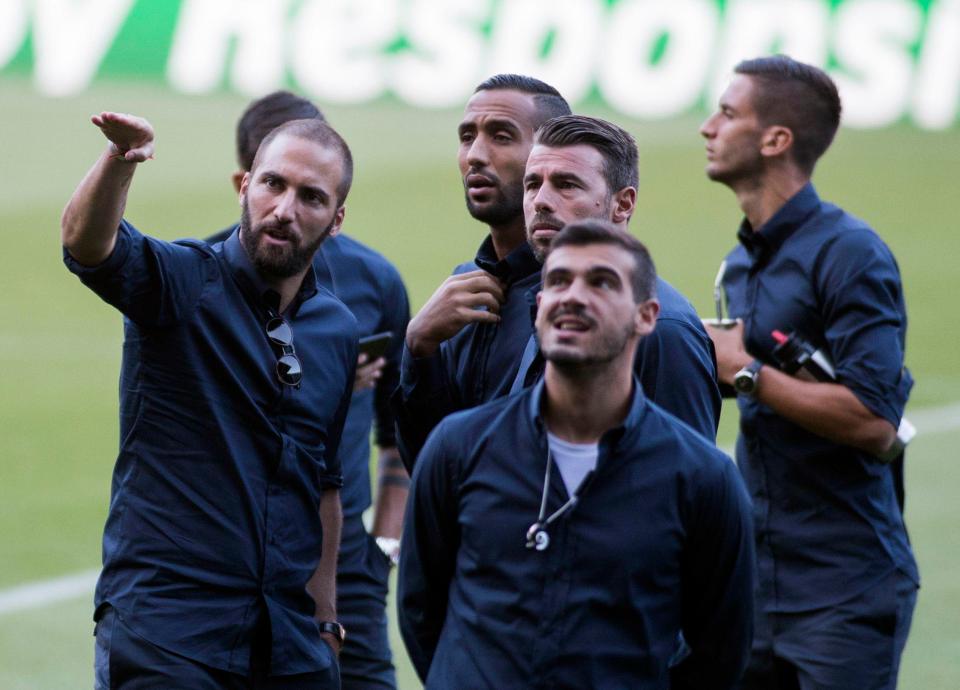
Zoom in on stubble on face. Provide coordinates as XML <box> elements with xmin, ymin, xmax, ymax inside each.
<box><xmin>539</xmin><ymin>302</ymin><xmax>635</xmax><ymax>370</ymax></box>
<box><xmin>239</xmin><ymin>197</ymin><xmax>332</xmax><ymax>280</ymax></box>
<box><xmin>463</xmin><ymin>176</ymin><xmax>525</xmax><ymax>227</ymax></box>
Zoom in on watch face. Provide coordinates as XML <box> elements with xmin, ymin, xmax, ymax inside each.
<box><xmin>734</xmin><ymin>371</ymin><xmax>756</xmax><ymax>394</ymax></box>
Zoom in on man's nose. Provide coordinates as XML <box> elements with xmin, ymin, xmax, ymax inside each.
<box><xmin>273</xmin><ymin>189</ymin><xmax>296</xmax><ymax>223</ymax></box>
<box><xmin>561</xmin><ymin>277</ymin><xmax>590</xmax><ymax>306</ymax></box>
<box><xmin>699</xmin><ymin>114</ymin><xmax>717</xmax><ymax>138</ymax></box>
<box><xmin>466</xmin><ymin>135</ymin><xmax>490</xmax><ymax>169</ymax></box>
<box><xmin>532</xmin><ymin>185</ymin><xmax>556</xmax><ymax>213</ymax></box>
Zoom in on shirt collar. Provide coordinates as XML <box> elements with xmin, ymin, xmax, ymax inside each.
<box><xmin>223</xmin><ymin>225</ymin><xmax>320</xmax><ymax>317</ymax></box>
<box><xmin>473</xmin><ymin>236</ymin><xmax>541</xmax><ymax>286</ymax></box>
<box><xmin>527</xmin><ymin>375</ymin><xmax>646</xmax><ymax>447</ymax></box>
<box><xmin>737</xmin><ymin>182</ymin><xmax>821</xmax><ymax>260</ymax></box>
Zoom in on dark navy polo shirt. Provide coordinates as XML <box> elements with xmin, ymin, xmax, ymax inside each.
<box><xmin>511</xmin><ymin>276</ymin><xmax>722</xmax><ymax>441</ymax></box>
<box><xmin>64</xmin><ymin>222</ymin><xmax>358</xmax><ymax>675</ymax></box>
<box><xmin>394</xmin><ymin>237</ymin><xmax>542</xmax><ymax>466</ymax></box>
<box><xmin>209</xmin><ymin>225</ymin><xmax>410</xmax><ymax>519</ymax></box>
<box><xmin>722</xmin><ymin>183</ymin><xmax>919</xmax><ymax>613</ymax></box>
<box><xmin>399</xmin><ymin>379</ymin><xmax>755</xmax><ymax>689</ymax></box>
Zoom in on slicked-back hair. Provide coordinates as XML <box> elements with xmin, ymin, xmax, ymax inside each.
<box><xmin>548</xmin><ymin>220</ymin><xmax>656</xmax><ymax>303</ymax></box>
<box><xmin>535</xmin><ymin>115</ymin><xmax>639</xmax><ymax>194</ymax></box>
<box><xmin>735</xmin><ymin>55</ymin><xmax>841</xmax><ymax>175</ymax></box>
<box><xmin>236</xmin><ymin>91</ymin><xmax>325</xmax><ymax>172</ymax></box>
<box><xmin>474</xmin><ymin>73</ymin><xmax>572</xmax><ymax>128</ymax></box>
<box><xmin>253</xmin><ymin>119</ymin><xmax>354</xmax><ymax>207</ymax></box>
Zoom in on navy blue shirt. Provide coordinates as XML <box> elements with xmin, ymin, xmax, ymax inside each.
<box><xmin>512</xmin><ymin>276</ymin><xmax>721</xmax><ymax>441</ymax></box>
<box><xmin>209</xmin><ymin>226</ymin><xmax>410</xmax><ymax>519</ymax></box>
<box><xmin>64</xmin><ymin>223</ymin><xmax>358</xmax><ymax>675</ymax></box>
<box><xmin>722</xmin><ymin>183</ymin><xmax>918</xmax><ymax>612</ymax></box>
<box><xmin>399</xmin><ymin>379</ymin><xmax>755</xmax><ymax>689</ymax></box>
<box><xmin>394</xmin><ymin>237</ymin><xmax>541</xmax><ymax>466</ymax></box>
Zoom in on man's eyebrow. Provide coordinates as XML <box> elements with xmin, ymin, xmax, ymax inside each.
<box><xmin>550</xmin><ymin>171</ymin><xmax>588</xmax><ymax>185</ymax></box>
<box><xmin>482</xmin><ymin>117</ymin><xmax>521</xmax><ymax>134</ymax></box>
<box><xmin>544</xmin><ymin>266</ymin><xmax>572</xmax><ymax>279</ymax></box>
<box><xmin>301</xmin><ymin>184</ymin><xmax>329</xmax><ymax>201</ymax></box>
<box><xmin>587</xmin><ymin>265</ymin><xmax>622</xmax><ymax>281</ymax></box>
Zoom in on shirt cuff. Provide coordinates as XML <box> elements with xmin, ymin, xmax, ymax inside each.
<box><xmin>399</xmin><ymin>347</ymin><xmax>446</xmax><ymax>399</ymax></box>
<box><xmin>62</xmin><ymin>221</ymin><xmax>133</xmax><ymax>276</ymax></box>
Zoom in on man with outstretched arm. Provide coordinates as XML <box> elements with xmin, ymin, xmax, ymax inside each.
<box><xmin>207</xmin><ymin>91</ymin><xmax>411</xmax><ymax>690</ymax></box>
<box><xmin>62</xmin><ymin>112</ymin><xmax>356</xmax><ymax>688</ymax></box>
<box><xmin>701</xmin><ymin>55</ymin><xmax>918</xmax><ymax>689</ymax></box>
<box><xmin>399</xmin><ymin>221</ymin><xmax>754</xmax><ymax>689</ymax></box>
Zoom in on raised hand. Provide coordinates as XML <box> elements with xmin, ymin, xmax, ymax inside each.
<box><xmin>92</xmin><ymin>112</ymin><xmax>155</xmax><ymax>163</ymax></box>
<box><xmin>406</xmin><ymin>270</ymin><xmax>506</xmax><ymax>358</ymax></box>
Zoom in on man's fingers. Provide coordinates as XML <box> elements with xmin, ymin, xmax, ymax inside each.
<box><xmin>461</xmin><ymin>309</ymin><xmax>501</xmax><ymax>325</ymax></box>
<box><xmin>92</xmin><ymin>111</ymin><xmax>155</xmax><ymax>157</ymax></box>
<box><xmin>459</xmin><ymin>291</ymin><xmax>502</xmax><ymax>314</ymax></box>
<box><xmin>448</xmin><ymin>272</ymin><xmax>506</xmax><ymax>302</ymax></box>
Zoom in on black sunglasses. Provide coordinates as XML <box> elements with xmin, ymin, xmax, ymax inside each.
<box><xmin>266</xmin><ymin>316</ymin><xmax>303</xmax><ymax>387</ymax></box>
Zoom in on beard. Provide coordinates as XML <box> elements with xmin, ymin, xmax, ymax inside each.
<box><xmin>463</xmin><ymin>176</ymin><xmax>524</xmax><ymax>227</ymax></box>
<box><xmin>525</xmin><ymin>210</ymin><xmax>566</xmax><ymax>263</ymax></box>
<box><xmin>539</xmin><ymin>307</ymin><xmax>635</xmax><ymax>371</ymax></box>
<box><xmin>239</xmin><ymin>199</ymin><xmax>333</xmax><ymax>280</ymax></box>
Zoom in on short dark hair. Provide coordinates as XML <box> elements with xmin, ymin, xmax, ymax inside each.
<box><xmin>474</xmin><ymin>73</ymin><xmax>572</xmax><ymax>128</ymax></box>
<box><xmin>548</xmin><ymin>220</ymin><xmax>656</xmax><ymax>302</ymax></box>
<box><xmin>253</xmin><ymin>119</ymin><xmax>354</xmax><ymax>206</ymax></box>
<box><xmin>535</xmin><ymin>115</ymin><xmax>639</xmax><ymax>193</ymax></box>
<box><xmin>236</xmin><ymin>91</ymin><xmax>325</xmax><ymax>172</ymax></box>
<box><xmin>734</xmin><ymin>55</ymin><xmax>841</xmax><ymax>174</ymax></box>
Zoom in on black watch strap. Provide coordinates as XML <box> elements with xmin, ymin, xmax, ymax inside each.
<box><xmin>318</xmin><ymin>621</ymin><xmax>346</xmax><ymax>644</ymax></box>
<box><xmin>734</xmin><ymin>359</ymin><xmax>764</xmax><ymax>396</ymax></box>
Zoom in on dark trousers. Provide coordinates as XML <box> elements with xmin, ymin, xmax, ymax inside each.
<box><xmin>337</xmin><ymin>514</ymin><xmax>397</xmax><ymax>690</ymax></box>
<box><xmin>94</xmin><ymin>607</ymin><xmax>340</xmax><ymax>689</ymax></box>
<box><xmin>741</xmin><ymin>569</ymin><xmax>917</xmax><ymax>690</ymax></box>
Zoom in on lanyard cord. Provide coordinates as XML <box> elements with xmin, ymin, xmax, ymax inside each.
<box><xmin>526</xmin><ymin>450</ymin><xmax>594</xmax><ymax>550</ymax></box>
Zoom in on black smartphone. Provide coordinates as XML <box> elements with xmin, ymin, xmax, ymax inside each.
<box><xmin>357</xmin><ymin>331</ymin><xmax>393</xmax><ymax>361</ymax></box>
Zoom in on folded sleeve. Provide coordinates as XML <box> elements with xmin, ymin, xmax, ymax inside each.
<box><xmin>815</xmin><ymin>230</ymin><xmax>912</xmax><ymax>428</ymax></box>
<box><xmin>63</xmin><ymin>220</ymin><xmax>213</xmax><ymax>329</ymax></box>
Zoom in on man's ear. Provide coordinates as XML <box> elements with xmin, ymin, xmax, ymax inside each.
<box><xmin>611</xmin><ymin>186</ymin><xmax>637</xmax><ymax>225</ymax></box>
<box><xmin>760</xmin><ymin>125</ymin><xmax>793</xmax><ymax>159</ymax></box>
<box><xmin>238</xmin><ymin>172</ymin><xmax>251</xmax><ymax>206</ymax></box>
<box><xmin>634</xmin><ymin>298</ymin><xmax>660</xmax><ymax>337</ymax></box>
<box><xmin>231</xmin><ymin>170</ymin><xmax>245</xmax><ymax>194</ymax></box>
<box><xmin>328</xmin><ymin>206</ymin><xmax>346</xmax><ymax>238</ymax></box>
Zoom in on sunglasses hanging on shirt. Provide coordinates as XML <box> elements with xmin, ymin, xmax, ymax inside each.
<box><xmin>265</xmin><ymin>316</ymin><xmax>303</xmax><ymax>388</ymax></box>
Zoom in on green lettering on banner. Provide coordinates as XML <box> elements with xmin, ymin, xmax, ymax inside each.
<box><xmin>98</xmin><ymin>0</ymin><xmax>181</xmax><ymax>80</ymax></box>
<box><xmin>0</xmin><ymin>0</ymin><xmax>954</xmax><ymax>130</ymax></box>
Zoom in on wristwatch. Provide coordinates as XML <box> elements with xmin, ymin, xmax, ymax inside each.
<box><xmin>375</xmin><ymin>536</ymin><xmax>401</xmax><ymax>567</ymax></box>
<box><xmin>318</xmin><ymin>621</ymin><xmax>346</xmax><ymax>645</ymax></box>
<box><xmin>733</xmin><ymin>359</ymin><xmax>764</xmax><ymax>397</ymax></box>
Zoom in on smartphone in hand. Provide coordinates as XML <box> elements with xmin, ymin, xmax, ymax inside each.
<box><xmin>358</xmin><ymin>331</ymin><xmax>393</xmax><ymax>361</ymax></box>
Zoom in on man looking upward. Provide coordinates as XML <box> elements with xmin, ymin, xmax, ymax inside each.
<box><xmin>62</xmin><ymin>112</ymin><xmax>356</xmax><ymax>688</ymax></box>
<box><xmin>513</xmin><ymin>115</ymin><xmax>720</xmax><ymax>438</ymax></box>
<box><xmin>393</xmin><ymin>74</ymin><xmax>571</xmax><ymax>466</ymax></box>
<box><xmin>701</xmin><ymin>55</ymin><xmax>918</xmax><ymax>689</ymax></box>
<box><xmin>208</xmin><ymin>91</ymin><xmax>411</xmax><ymax>690</ymax></box>
<box><xmin>399</xmin><ymin>221</ymin><xmax>754</xmax><ymax>689</ymax></box>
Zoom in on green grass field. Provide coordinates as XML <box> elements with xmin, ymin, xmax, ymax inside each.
<box><xmin>1</xmin><ymin>78</ymin><xmax>958</xmax><ymax>688</ymax></box>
